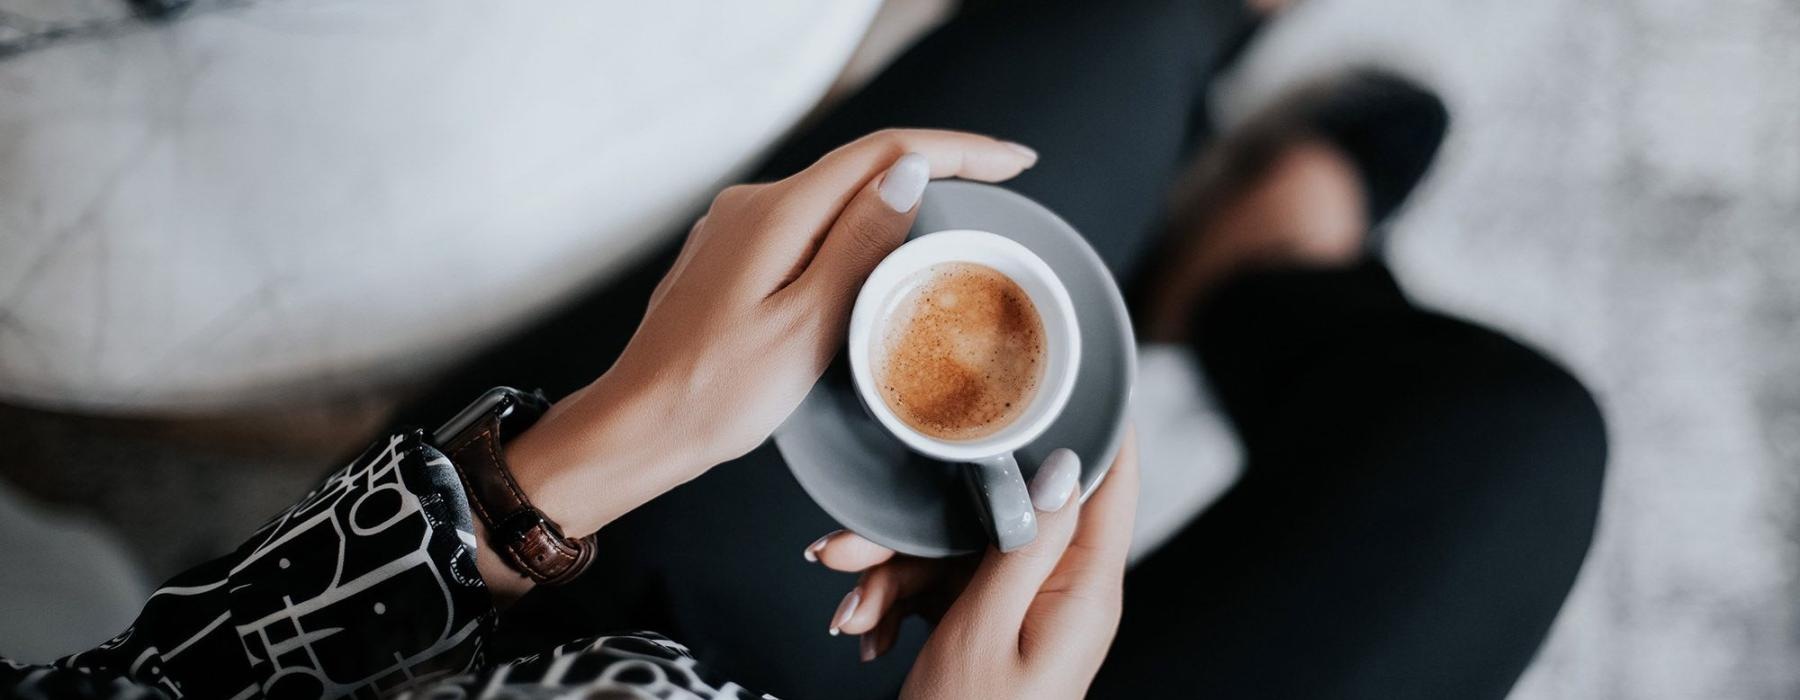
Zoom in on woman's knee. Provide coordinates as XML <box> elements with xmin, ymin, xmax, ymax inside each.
<box><xmin>1400</xmin><ymin>320</ymin><xmax>1610</xmax><ymax>535</ymax></box>
<box><xmin>1472</xmin><ymin>328</ymin><xmax>1607</xmax><ymax>490</ymax></box>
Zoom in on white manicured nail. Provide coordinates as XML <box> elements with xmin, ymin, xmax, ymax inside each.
<box><xmin>860</xmin><ymin>633</ymin><xmax>877</xmax><ymax>662</ymax></box>
<box><xmin>803</xmin><ymin>532</ymin><xmax>835</xmax><ymax>563</ymax></box>
<box><xmin>1029</xmin><ymin>448</ymin><xmax>1081</xmax><ymax>512</ymax></box>
<box><xmin>829</xmin><ymin>588</ymin><xmax>860</xmax><ymax>636</ymax></box>
<box><xmin>1002</xmin><ymin>141</ymin><xmax>1038</xmax><ymax>163</ymax></box>
<box><xmin>878</xmin><ymin>152</ymin><xmax>930</xmax><ymax>213</ymax></box>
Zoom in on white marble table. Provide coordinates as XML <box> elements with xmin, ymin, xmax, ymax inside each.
<box><xmin>0</xmin><ymin>0</ymin><xmax>877</xmax><ymax>412</ymax></box>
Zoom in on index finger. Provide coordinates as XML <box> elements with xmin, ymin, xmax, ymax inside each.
<box><xmin>810</xmin><ymin>530</ymin><xmax>899</xmax><ymax>573</ymax></box>
<box><xmin>779</xmin><ymin>129</ymin><xmax>1037</xmax><ymax>217</ymax></box>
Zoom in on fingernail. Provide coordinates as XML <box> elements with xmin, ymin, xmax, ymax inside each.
<box><xmin>1001</xmin><ymin>141</ymin><xmax>1038</xmax><ymax>164</ymax></box>
<box><xmin>860</xmin><ymin>633</ymin><xmax>877</xmax><ymax>662</ymax></box>
<box><xmin>1029</xmin><ymin>448</ymin><xmax>1081</xmax><ymax>512</ymax></box>
<box><xmin>829</xmin><ymin>588</ymin><xmax>860</xmax><ymax>636</ymax></box>
<box><xmin>878</xmin><ymin>152</ymin><xmax>930</xmax><ymax>213</ymax></box>
<box><xmin>803</xmin><ymin>532</ymin><xmax>836</xmax><ymax>563</ymax></box>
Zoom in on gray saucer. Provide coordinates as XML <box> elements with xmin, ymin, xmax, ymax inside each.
<box><xmin>774</xmin><ymin>181</ymin><xmax>1138</xmax><ymax>557</ymax></box>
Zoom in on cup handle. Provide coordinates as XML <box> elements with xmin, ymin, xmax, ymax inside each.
<box><xmin>962</xmin><ymin>453</ymin><xmax>1038</xmax><ymax>552</ymax></box>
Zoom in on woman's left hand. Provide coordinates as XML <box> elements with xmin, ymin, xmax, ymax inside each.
<box><xmin>810</xmin><ymin>431</ymin><xmax>1140</xmax><ymax>699</ymax></box>
<box><xmin>503</xmin><ymin>130</ymin><xmax>1038</xmax><ymax>542</ymax></box>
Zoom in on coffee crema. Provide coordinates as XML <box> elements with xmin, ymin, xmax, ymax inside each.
<box><xmin>875</xmin><ymin>262</ymin><xmax>1046</xmax><ymax>441</ymax></box>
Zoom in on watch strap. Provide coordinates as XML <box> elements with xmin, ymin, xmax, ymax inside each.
<box><xmin>442</xmin><ymin>409</ymin><xmax>596</xmax><ymax>586</ymax></box>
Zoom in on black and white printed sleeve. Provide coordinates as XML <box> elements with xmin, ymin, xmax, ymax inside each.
<box><xmin>0</xmin><ymin>430</ymin><xmax>772</xmax><ymax>700</ymax></box>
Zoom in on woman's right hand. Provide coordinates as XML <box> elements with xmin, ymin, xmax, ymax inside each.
<box><xmin>811</xmin><ymin>429</ymin><xmax>1140</xmax><ymax>699</ymax></box>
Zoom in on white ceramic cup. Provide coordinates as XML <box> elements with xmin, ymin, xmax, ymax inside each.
<box><xmin>847</xmin><ymin>230</ymin><xmax>1082</xmax><ymax>551</ymax></box>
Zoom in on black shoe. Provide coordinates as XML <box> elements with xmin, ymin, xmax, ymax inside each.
<box><xmin>1177</xmin><ymin>68</ymin><xmax>1450</xmax><ymax>252</ymax></box>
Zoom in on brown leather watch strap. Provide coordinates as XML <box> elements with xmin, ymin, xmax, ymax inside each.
<box><xmin>442</xmin><ymin>410</ymin><xmax>596</xmax><ymax>586</ymax></box>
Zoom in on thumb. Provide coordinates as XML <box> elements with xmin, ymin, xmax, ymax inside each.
<box><xmin>785</xmin><ymin>152</ymin><xmax>930</xmax><ymax>312</ymax></box>
<box><xmin>945</xmin><ymin>449</ymin><xmax>1084</xmax><ymax>638</ymax></box>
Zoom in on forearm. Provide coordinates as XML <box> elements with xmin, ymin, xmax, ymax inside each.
<box><xmin>2</xmin><ymin>395</ymin><xmax>731</xmax><ymax>698</ymax></box>
<box><xmin>1</xmin><ymin>423</ymin><xmax>771</xmax><ymax>699</ymax></box>
<box><xmin>478</xmin><ymin>370</ymin><xmax>712</xmax><ymax>601</ymax></box>
<box><xmin>5</xmin><ymin>433</ymin><xmax>492</xmax><ymax>699</ymax></box>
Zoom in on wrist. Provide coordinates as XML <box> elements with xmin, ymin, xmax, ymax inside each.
<box><xmin>501</xmin><ymin>371</ymin><xmax>703</xmax><ymax>538</ymax></box>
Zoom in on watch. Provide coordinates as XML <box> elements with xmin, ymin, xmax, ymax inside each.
<box><xmin>432</xmin><ymin>386</ymin><xmax>597</xmax><ymax>586</ymax></box>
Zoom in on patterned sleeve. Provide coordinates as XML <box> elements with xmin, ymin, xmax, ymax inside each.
<box><xmin>0</xmin><ymin>430</ymin><xmax>773</xmax><ymax>700</ymax></box>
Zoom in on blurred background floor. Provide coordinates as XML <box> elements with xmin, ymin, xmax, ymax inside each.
<box><xmin>2</xmin><ymin>1</ymin><xmax>1797</xmax><ymax>698</ymax></box>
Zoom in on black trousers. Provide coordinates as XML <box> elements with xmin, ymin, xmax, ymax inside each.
<box><xmin>396</xmin><ymin>1</ymin><xmax>1607</xmax><ymax>697</ymax></box>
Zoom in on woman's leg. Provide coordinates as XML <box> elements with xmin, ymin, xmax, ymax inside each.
<box><xmin>1089</xmin><ymin>263</ymin><xmax>1608</xmax><ymax>699</ymax></box>
<box><xmin>754</xmin><ymin>0</ymin><xmax>1257</xmax><ymax>280</ymax></box>
<box><xmin>445</xmin><ymin>2</ymin><xmax>1263</xmax><ymax>698</ymax></box>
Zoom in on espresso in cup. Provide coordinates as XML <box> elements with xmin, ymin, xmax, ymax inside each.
<box><xmin>875</xmin><ymin>262</ymin><xmax>1046</xmax><ymax>441</ymax></box>
<box><xmin>848</xmin><ymin>229</ymin><xmax>1081</xmax><ymax>551</ymax></box>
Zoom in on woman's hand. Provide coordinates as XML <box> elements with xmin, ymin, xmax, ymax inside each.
<box><xmin>810</xmin><ymin>430</ymin><xmax>1140</xmax><ymax>699</ymax></box>
<box><xmin>476</xmin><ymin>130</ymin><xmax>1037</xmax><ymax>599</ymax></box>
<box><xmin>608</xmin><ymin>130</ymin><xmax>1035</xmax><ymax>469</ymax></box>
